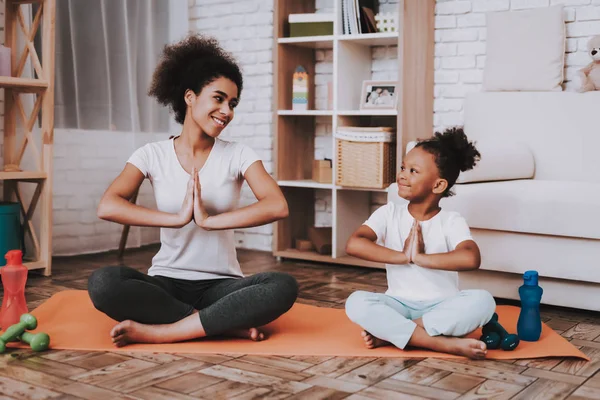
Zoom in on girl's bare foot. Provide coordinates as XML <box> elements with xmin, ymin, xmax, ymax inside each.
<box><xmin>407</xmin><ymin>325</ymin><xmax>487</xmax><ymax>360</ymax></box>
<box><xmin>361</xmin><ymin>330</ymin><xmax>390</xmax><ymax>349</ymax></box>
<box><xmin>357</xmin><ymin>328</ymin><xmax>487</xmax><ymax>359</ymax></box>
<box><xmin>441</xmin><ymin>337</ymin><xmax>487</xmax><ymax>360</ymax></box>
<box><xmin>110</xmin><ymin>320</ymin><xmax>164</xmax><ymax>347</ymax></box>
<box><xmin>224</xmin><ymin>327</ymin><xmax>265</xmax><ymax>341</ymax></box>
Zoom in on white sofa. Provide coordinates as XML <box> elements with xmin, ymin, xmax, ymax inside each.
<box><xmin>388</xmin><ymin>91</ymin><xmax>600</xmax><ymax>311</ymax></box>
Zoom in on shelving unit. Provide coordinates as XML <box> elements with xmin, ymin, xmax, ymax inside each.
<box><xmin>272</xmin><ymin>0</ymin><xmax>434</xmax><ymax>268</ymax></box>
<box><xmin>277</xmin><ymin>110</ymin><xmax>333</xmax><ymax>116</ymax></box>
<box><xmin>1</xmin><ymin>0</ymin><xmax>55</xmax><ymax>275</ymax></box>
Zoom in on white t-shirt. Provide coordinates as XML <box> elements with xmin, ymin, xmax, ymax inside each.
<box><xmin>364</xmin><ymin>202</ymin><xmax>474</xmax><ymax>303</ymax></box>
<box><xmin>127</xmin><ymin>137</ymin><xmax>260</xmax><ymax>280</ymax></box>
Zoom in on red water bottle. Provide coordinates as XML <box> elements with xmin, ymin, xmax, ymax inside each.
<box><xmin>0</xmin><ymin>250</ymin><xmax>28</xmax><ymax>330</ymax></box>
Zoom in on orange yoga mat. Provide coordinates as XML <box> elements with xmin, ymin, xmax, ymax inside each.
<box><xmin>4</xmin><ymin>290</ymin><xmax>588</xmax><ymax>360</ymax></box>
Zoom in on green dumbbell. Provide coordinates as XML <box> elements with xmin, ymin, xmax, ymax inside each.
<box><xmin>19</xmin><ymin>332</ymin><xmax>50</xmax><ymax>352</ymax></box>
<box><xmin>0</xmin><ymin>314</ymin><xmax>37</xmax><ymax>353</ymax></box>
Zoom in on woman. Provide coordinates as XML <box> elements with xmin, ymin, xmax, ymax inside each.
<box><xmin>88</xmin><ymin>34</ymin><xmax>298</xmax><ymax>347</ymax></box>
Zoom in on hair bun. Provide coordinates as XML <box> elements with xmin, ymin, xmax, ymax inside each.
<box><xmin>435</xmin><ymin>127</ymin><xmax>480</xmax><ymax>172</ymax></box>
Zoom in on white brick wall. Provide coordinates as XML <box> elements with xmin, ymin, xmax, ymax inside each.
<box><xmin>51</xmin><ymin>130</ymin><xmax>166</xmax><ymax>255</ymax></box>
<box><xmin>434</xmin><ymin>0</ymin><xmax>600</xmax><ymax>132</ymax></box>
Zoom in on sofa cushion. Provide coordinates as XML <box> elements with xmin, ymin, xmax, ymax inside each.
<box><xmin>441</xmin><ymin>180</ymin><xmax>600</xmax><ymax>240</ymax></box>
<box><xmin>406</xmin><ymin>139</ymin><xmax>535</xmax><ymax>184</ymax></box>
<box><xmin>456</xmin><ymin>140</ymin><xmax>535</xmax><ymax>184</ymax></box>
<box><xmin>463</xmin><ymin>92</ymin><xmax>600</xmax><ymax>183</ymax></box>
<box><xmin>483</xmin><ymin>5</ymin><xmax>565</xmax><ymax>91</ymax></box>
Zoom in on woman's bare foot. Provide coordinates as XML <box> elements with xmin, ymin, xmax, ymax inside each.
<box><xmin>440</xmin><ymin>337</ymin><xmax>487</xmax><ymax>360</ymax></box>
<box><xmin>361</xmin><ymin>330</ymin><xmax>390</xmax><ymax>349</ymax></box>
<box><xmin>224</xmin><ymin>327</ymin><xmax>265</xmax><ymax>341</ymax></box>
<box><xmin>110</xmin><ymin>321</ymin><xmax>266</xmax><ymax>347</ymax></box>
<box><xmin>110</xmin><ymin>320</ymin><xmax>165</xmax><ymax>347</ymax></box>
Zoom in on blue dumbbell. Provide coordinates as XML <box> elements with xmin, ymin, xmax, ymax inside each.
<box><xmin>480</xmin><ymin>313</ymin><xmax>519</xmax><ymax>351</ymax></box>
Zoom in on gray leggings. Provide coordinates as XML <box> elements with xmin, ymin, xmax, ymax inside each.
<box><xmin>87</xmin><ymin>266</ymin><xmax>299</xmax><ymax>336</ymax></box>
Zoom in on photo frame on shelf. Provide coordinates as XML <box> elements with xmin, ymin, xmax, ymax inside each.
<box><xmin>359</xmin><ymin>80</ymin><xmax>398</xmax><ymax>110</ymax></box>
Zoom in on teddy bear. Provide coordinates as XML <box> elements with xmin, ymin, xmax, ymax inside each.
<box><xmin>578</xmin><ymin>35</ymin><xmax>600</xmax><ymax>92</ymax></box>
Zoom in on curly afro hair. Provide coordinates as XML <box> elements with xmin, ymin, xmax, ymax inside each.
<box><xmin>415</xmin><ymin>127</ymin><xmax>481</xmax><ymax>197</ymax></box>
<box><xmin>148</xmin><ymin>34</ymin><xmax>243</xmax><ymax>125</ymax></box>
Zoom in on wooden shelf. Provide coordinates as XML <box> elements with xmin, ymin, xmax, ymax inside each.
<box><xmin>278</xmin><ymin>110</ymin><xmax>396</xmax><ymax>116</ymax></box>
<box><xmin>335</xmin><ymin>185</ymin><xmax>389</xmax><ymax>192</ymax></box>
<box><xmin>278</xmin><ymin>36</ymin><xmax>334</xmax><ymax>48</ymax></box>
<box><xmin>337</xmin><ymin>109</ymin><xmax>398</xmax><ymax>116</ymax></box>
<box><xmin>275</xmin><ymin>249</ymin><xmax>383</xmax><ymax>269</ymax></box>
<box><xmin>9</xmin><ymin>1</ymin><xmax>43</xmax><ymax>4</ymax></box>
<box><xmin>277</xmin><ymin>110</ymin><xmax>333</xmax><ymax>116</ymax></box>
<box><xmin>278</xmin><ymin>181</ymin><xmax>390</xmax><ymax>192</ymax></box>
<box><xmin>337</xmin><ymin>32</ymin><xmax>399</xmax><ymax>46</ymax></box>
<box><xmin>3</xmin><ymin>0</ymin><xmax>56</xmax><ymax>277</ymax></box>
<box><xmin>278</xmin><ymin>180</ymin><xmax>333</xmax><ymax>189</ymax></box>
<box><xmin>0</xmin><ymin>76</ymin><xmax>48</xmax><ymax>92</ymax></box>
<box><xmin>0</xmin><ymin>171</ymin><xmax>47</xmax><ymax>181</ymax></box>
<box><xmin>277</xmin><ymin>33</ymin><xmax>399</xmax><ymax>48</ymax></box>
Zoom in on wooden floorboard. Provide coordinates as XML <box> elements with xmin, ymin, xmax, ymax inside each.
<box><xmin>0</xmin><ymin>245</ymin><xmax>599</xmax><ymax>399</ymax></box>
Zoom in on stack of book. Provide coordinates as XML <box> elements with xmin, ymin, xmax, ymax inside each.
<box><xmin>341</xmin><ymin>0</ymin><xmax>378</xmax><ymax>35</ymax></box>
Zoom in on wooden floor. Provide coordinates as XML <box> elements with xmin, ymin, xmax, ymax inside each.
<box><xmin>1</xmin><ymin>246</ymin><xmax>600</xmax><ymax>399</ymax></box>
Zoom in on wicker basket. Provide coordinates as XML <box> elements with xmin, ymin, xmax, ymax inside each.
<box><xmin>335</xmin><ymin>127</ymin><xmax>396</xmax><ymax>189</ymax></box>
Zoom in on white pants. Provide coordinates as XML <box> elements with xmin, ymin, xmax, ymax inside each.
<box><xmin>345</xmin><ymin>290</ymin><xmax>496</xmax><ymax>349</ymax></box>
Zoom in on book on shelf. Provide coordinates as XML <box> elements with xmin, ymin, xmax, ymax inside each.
<box><xmin>341</xmin><ymin>0</ymin><xmax>378</xmax><ymax>35</ymax></box>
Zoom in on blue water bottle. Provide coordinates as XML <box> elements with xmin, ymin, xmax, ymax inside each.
<box><xmin>517</xmin><ymin>270</ymin><xmax>543</xmax><ymax>341</ymax></box>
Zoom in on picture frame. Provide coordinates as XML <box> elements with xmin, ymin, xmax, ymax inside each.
<box><xmin>359</xmin><ymin>80</ymin><xmax>399</xmax><ymax>110</ymax></box>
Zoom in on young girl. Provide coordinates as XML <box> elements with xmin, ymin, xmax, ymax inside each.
<box><xmin>345</xmin><ymin>127</ymin><xmax>496</xmax><ymax>360</ymax></box>
<box><xmin>87</xmin><ymin>34</ymin><xmax>298</xmax><ymax>347</ymax></box>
